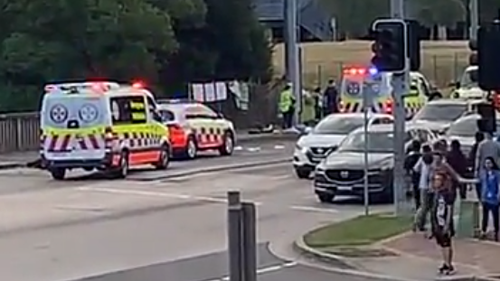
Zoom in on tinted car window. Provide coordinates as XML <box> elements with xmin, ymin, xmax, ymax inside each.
<box><xmin>413</xmin><ymin>103</ymin><xmax>467</xmax><ymax>122</ymax></box>
<box><xmin>313</xmin><ymin>115</ymin><xmax>365</xmax><ymax>134</ymax></box>
<box><xmin>338</xmin><ymin>130</ymin><xmax>411</xmax><ymax>153</ymax></box>
<box><xmin>159</xmin><ymin>109</ymin><xmax>176</xmax><ymax>122</ymax></box>
<box><xmin>447</xmin><ymin>117</ymin><xmax>500</xmax><ymax>137</ymax></box>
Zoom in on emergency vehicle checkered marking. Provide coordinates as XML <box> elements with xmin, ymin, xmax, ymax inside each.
<box><xmin>192</xmin><ymin>127</ymin><xmax>224</xmax><ymax>144</ymax></box>
<box><xmin>120</xmin><ymin>132</ymin><xmax>162</xmax><ymax>148</ymax></box>
<box><xmin>342</xmin><ymin>102</ymin><xmax>385</xmax><ymax>113</ymax></box>
<box><xmin>44</xmin><ymin>134</ymin><xmax>102</xmax><ymax>152</ymax></box>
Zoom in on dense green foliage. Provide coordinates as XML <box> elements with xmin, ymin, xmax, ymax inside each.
<box><xmin>320</xmin><ymin>0</ymin><xmax>499</xmax><ymax>36</ymax></box>
<box><xmin>0</xmin><ymin>0</ymin><xmax>272</xmax><ymax>112</ymax></box>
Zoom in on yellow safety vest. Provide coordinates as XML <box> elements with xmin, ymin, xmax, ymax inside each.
<box><xmin>279</xmin><ymin>89</ymin><xmax>294</xmax><ymax>112</ymax></box>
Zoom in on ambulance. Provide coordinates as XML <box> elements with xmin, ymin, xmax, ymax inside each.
<box><xmin>39</xmin><ymin>81</ymin><xmax>171</xmax><ymax>180</ymax></box>
<box><xmin>339</xmin><ymin>67</ymin><xmax>440</xmax><ymax>119</ymax></box>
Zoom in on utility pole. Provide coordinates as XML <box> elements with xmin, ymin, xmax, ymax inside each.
<box><xmin>285</xmin><ymin>0</ymin><xmax>301</xmax><ymax>126</ymax></box>
<box><xmin>390</xmin><ymin>0</ymin><xmax>407</xmax><ymax>215</ymax></box>
<box><xmin>469</xmin><ymin>0</ymin><xmax>479</xmax><ymax>41</ymax></box>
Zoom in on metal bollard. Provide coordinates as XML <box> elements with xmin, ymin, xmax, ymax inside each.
<box><xmin>228</xmin><ymin>191</ymin><xmax>243</xmax><ymax>281</ymax></box>
<box><xmin>242</xmin><ymin>202</ymin><xmax>257</xmax><ymax>281</ymax></box>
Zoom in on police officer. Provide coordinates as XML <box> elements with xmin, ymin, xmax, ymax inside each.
<box><xmin>279</xmin><ymin>84</ymin><xmax>295</xmax><ymax>129</ymax></box>
<box><xmin>322</xmin><ymin>79</ymin><xmax>339</xmax><ymax>115</ymax></box>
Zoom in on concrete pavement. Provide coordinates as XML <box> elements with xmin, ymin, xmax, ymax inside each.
<box><xmin>0</xmin><ymin>159</ymin><xmax>389</xmax><ymax>281</ymax></box>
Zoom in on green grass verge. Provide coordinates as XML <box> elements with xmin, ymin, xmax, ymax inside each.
<box><xmin>303</xmin><ymin>213</ymin><xmax>412</xmax><ymax>248</ymax></box>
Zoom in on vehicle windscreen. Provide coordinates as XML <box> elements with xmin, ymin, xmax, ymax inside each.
<box><xmin>447</xmin><ymin>117</ymin><xmax>500</xmax><ymax>137</ymax></box>
<box><xmin>338</xmin><ymin>131</ymin><xmax>410</xmax><ymax>153</ymax></box>
<box><xmin>313</xmin><ymin>115</ymin><xmax>364</xmax><ymax>134</ymax></box>
<box><xmin>340</xmin><ymin>74</ymin><xmax>389</xmax><ymax>98</ymax></box>
<box><xmin>41</xmin><ymin>95</ymin><xmax>107</xmax><ymax>128</ymax></box>
<box><xmin>460</xmin><ymin>68</ymin><xmax>478</xmax><ymax>88</ymax></box>
<box><xmin>413</xmin><ymin>103</ymin><xmax>467</xmax><ymax>122</ymax></box>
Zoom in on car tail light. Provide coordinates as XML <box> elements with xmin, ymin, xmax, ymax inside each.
<box><xmin>168</xmin><ymin>123</ymin><xmax>185</xmax><ymax>142</ymax></box>
<box><xmin>383</xmin><ymin>100</ymin><xmax>393</xmax><ymax>113</ymax></box>
<box><xmin>104</xmin><ymin>127</ymin><xmax>117</xmax><ymax>149</ymax></box>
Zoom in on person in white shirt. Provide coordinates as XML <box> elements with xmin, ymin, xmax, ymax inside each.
<box><xmin>413</xmin><ymin>152</ymin><xmax>434</xmax><ymax>231</ymax></box>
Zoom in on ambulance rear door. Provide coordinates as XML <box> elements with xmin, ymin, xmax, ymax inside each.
<box><xmin>41</xmin><ymin>92</ymin><xmax>109</xmax><ymax>161</ymax></box>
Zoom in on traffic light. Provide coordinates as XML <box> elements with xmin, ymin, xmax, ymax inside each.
<box><xmin>478</xmin><ymin>22</ymin><xmax>500</xmax><ymax>91</ymax></box>
<box><xmin>476</xmin><ymin>102</ymin><xmax>496</xmax><ymax>132</ymax></box>
<box><xmin>406</xmin><ymin>20</ymin><xmax>421</xmax><ymax>71</ymax></box>
<box><xmin>371</xmin><ymin>20</ymin><xmax>406</xmax><ymax>72</ymax></box>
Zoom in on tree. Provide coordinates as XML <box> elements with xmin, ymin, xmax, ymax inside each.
<box><xmin>0</xmin><ymin>0</ymin><xmax>273</xmax><ymax>111</ymax></box>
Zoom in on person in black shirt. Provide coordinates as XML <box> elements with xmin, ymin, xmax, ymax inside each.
<box><xmin>431</xmin><ymin>171</ymin><xmax>456</xmax><ymax>275</ymax></box>
<box><xmin>322</xmin><ymin>80</ymin><xmax>339</xmax><ymax>114</ymax></box>
<box><xmin>404</xmin><ymin>140</ymin><xmax>422</xmax><ymax>209</ymax></box>
<box><xmin>446</xmin><ymin>140</ymin><xmax>468</xmax><ymax>200</ymax></box>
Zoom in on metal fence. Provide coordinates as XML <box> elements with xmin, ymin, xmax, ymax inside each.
<box><xmin>300</xmin><ymin>53</ymin><xmax>470</xmax><ymax>89</ymax></box>
<box><xmin>0</xmin><ymin>112</ymin><xmax>40</xmax><ymax>153</ymax></box>
<box><xmin>0</xmin><ymin>81</ymin><xmax>285</xmax><ymax>154</ymax></box>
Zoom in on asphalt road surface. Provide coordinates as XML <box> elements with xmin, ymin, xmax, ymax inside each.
<box><xmin>73</xmin><ymin>244</ymin><xmax>396</xmax><ymax>281</ymax></box>
<box><xmin>0</xmin><ymin>139</ymin><xmax>391</xmax><ymax>281</ymax></box>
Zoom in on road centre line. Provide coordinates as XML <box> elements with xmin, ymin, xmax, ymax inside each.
<box><xmin>204</xmin><ymin>261</ymin><xmax>297</xmax><ymax>281</ymax></box>
<box><xmin>76</xmin><ymin>187</ymin><xmax>262</xmax><ymax>205</ymax></box>
<box><xmin>76</xmin><ymin>187</ymin><xmax>341</xmax><ymax>213</ymax></box>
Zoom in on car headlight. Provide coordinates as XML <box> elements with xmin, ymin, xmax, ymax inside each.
<box><xmin>295</xmin><ymin>144</ymin><xmax>308</xmax><ymax>153</ymax></box>
<box><xmin>315</xmin><ymin>166</ymin><xmax>326</xmax><ymax>174</ymax></box>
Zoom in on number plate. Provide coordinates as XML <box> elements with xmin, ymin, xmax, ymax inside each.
<box><xmin>312</xmin><ymin>157</ymin><xmax>323</xmax><ymax>162</ymax></box>
<box><xmin>337</xmin><ymin>185</ymin><xmax>352</xmax><ymax>191</ymax></box>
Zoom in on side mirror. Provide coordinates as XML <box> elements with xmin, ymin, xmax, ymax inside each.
<box><xmin>152</xmin><ymin>111</ymin><xmax>162</xmax><ymax>122</ymax></box>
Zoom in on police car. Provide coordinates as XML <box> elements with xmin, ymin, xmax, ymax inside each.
<box><xmin>157</xmin><ymin>99</ymin><xmax>235</xmax><ymax>159</ymax></box>
<box><xmin>40</xmin><ymin>81</ymin><xmax>171</xmax><ymax>180</ymax></box>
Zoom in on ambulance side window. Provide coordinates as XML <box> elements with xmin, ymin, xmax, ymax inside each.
<box><xmin>110</xmin><ymin>96</ymin><xmax>147</xmax><ymax>125</ymax></box>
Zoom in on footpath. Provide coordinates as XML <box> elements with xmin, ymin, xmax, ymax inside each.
<box><xmin>0</xmin><ymin>130</ymin><xmax>300</xmax><ymax>170</ymax></box>
<box><xmin>294</xmin><ymin>212</ymin><xmax>500</xmax><ymax>281</ymax></box>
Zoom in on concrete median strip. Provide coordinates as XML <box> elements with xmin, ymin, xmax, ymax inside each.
<box><xmin>0</xmin><ymin>162</ymin><xmax>25</xmax><ymax>170</ymax></box>
<box><xmin>130</xmin><ymin>157</ymin><xmax>292</xmax><ymax>181</ymax></box>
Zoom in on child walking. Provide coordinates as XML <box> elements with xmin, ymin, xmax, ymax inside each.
<box><xmin>479</xmin><ymin>157</ymin><xmax>500</xmax><ymax>241</ymax></box>
<box><xmin>430</xmin><ymin>171</ymin><xmax>456</xmax><ymax>275</ymax></box>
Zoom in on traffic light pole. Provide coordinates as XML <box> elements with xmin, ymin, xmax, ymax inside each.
<box><xmin>285</xmin><ymin>0</ymin><xmax>301</xmax><ymax>126</ymax></box>
<box><xmin>391</xmin><ymin>0</ymin><xmax>407</xmax><ymax>216</ymax></box>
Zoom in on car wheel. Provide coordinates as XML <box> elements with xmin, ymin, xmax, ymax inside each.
<box><xmin>50</xmin><ymin>168</ymin><xmax>66</xmax><ymax>180</ymax></box>
<box><xmin>295</xmin><ymin>168</ymin><xmax>311</xmax><ymax>179</ymax></box>
<box><xmin>116</xmin><ymin>151</ymin><xmax>129</xmax><ymax>179</ymax></box>
<box><xmin>317</xmin><ymin>194</ymin><xmax>334</xmax><ymax>203</ymax></box>
<box><xmin>155</xmin><ymin>144</ymin><xmax>170</xmax><ymax>170</ymax></box>
<box><xmin>183</xmin><ymin>136</ymin><xmax>197</xmax><ymax>159</ymax></box>
<box><xmin>219</xmin><ymin>131</ymin><xmax>234</xmax><ymax>156</ymax></box>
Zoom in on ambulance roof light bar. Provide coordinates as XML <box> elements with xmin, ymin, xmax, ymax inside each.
<box><xmin>343</xmin><ymin>67</ymin><xmax>378</xmax><ymax>76</ymax></box>
<box><xmin>44</xmin><ymin>81</ymin><xmax>120</xmax><ymax>93</ymax></box>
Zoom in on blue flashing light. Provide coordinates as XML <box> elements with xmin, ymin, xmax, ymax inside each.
<box><xmin>368</xmin><ymin>67</ymin><xmax>378</xmax><ymax>75</ymax></box>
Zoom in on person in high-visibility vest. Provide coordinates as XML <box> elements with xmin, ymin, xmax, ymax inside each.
<box><xmin>279</xmin><ymin>84</ymin><xmax>295</xmax><ymax>129</ymax></box>
<box><xmin>301</xmin><ymin>90</ymin><xmax>316</xmax><ymax>126</ymax></box>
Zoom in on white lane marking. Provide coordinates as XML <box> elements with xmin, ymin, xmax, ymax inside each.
<box><xmin>77</xmin><ymin>187</ymin><xmax>262</xmax><ymax>205</ymax></box>
<box><xmin>274</xmin><ymin>145</ymin><xmax>285</xmax><ymax>149</ymax></box>
<box><xmin>205</xmin><ymin>261</ymin><xmax>297</xmax><ymax>281</ymax></box>
<box><xmin>289</xmin><ymin>205</ymin><xmax>339</xmax><ymax>214</ymax></box>
<box><xmin>234</xmin><ymin>146</ymin><xmax>243</xmax><ymax>151</ymax></box>
<box><xmin>246</xmin><ymin>147</ymin><xmax>261</xmax><ymax>152</ymax></box>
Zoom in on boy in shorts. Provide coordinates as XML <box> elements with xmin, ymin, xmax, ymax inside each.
<box><xmin>430</xmin><ymin>171</ymin><xmax>456</xmax><ymax>275</ymax></box>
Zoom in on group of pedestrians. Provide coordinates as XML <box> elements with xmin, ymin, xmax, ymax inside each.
<box><xmin>278</xmin><ymin>80</ymin><xmax>340</xmax><ymax>129</ymax></box>
<box><xmin>405</xmin><ymin>135</ymin><xmax>500</xmax><ymax>275</ymax></box>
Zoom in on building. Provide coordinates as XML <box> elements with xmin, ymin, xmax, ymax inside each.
<box><xmin>252</xmin><ymin>0</ymin><xmax>333</xmax><ymax>42</ymax></box>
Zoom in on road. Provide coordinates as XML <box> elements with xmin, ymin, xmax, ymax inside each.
<box><xmin>0</xmin><ymin>139</ymin><xmax>390</xmax><ymax>281</ymax></box>
<box><xmin>73</xmin><ymin>244</ymin><xmax>396</xmax><ymax>281</ymax></box>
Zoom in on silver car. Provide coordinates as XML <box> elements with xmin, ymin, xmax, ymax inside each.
<box><xmin>293</xmin><ymin>113</ymin><xmax>393</xmax><ymax>179</ymax></box>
